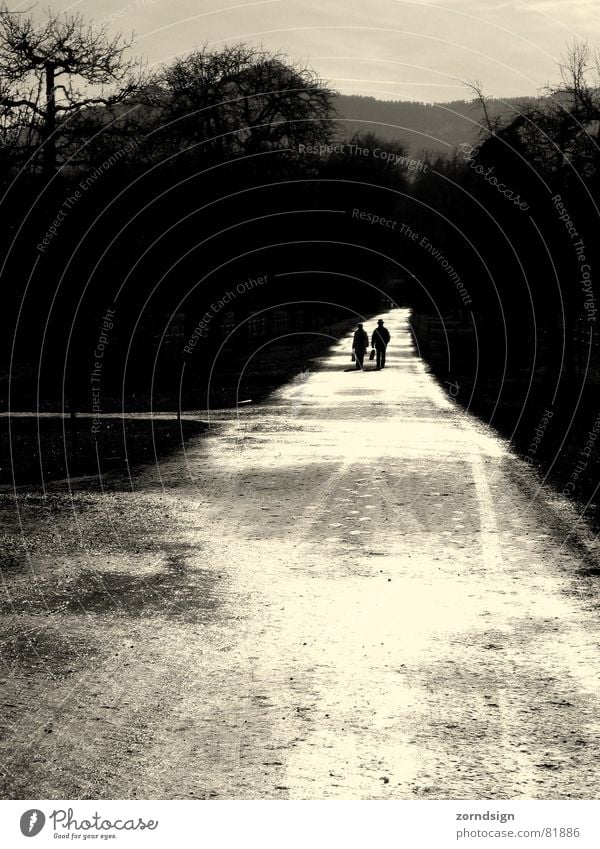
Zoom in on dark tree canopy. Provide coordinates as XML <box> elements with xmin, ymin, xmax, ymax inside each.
<box><xmin>142</xmin><ymin>44</ymin><xmax>335</xmax><ymax>163</ymax></box>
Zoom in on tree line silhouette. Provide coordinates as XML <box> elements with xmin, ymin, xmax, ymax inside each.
<box><xmin>0</xmin><ymin>6</ymin><xmax>405</xmax><ymax>414</ymax></box>
<box><xmin>1</xmin><ymin>5</ymin><xmax>599</xmax><ymax>505</ymax></box>
<box><xmin>406</xmin><ymin>44</ymin><xmax>600</xmax><ymax>508</ymax></box>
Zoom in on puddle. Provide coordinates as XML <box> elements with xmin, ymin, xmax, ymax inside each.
<box><xmin>1</xmin><ymin>563</ymin><xmax>221</xmax><ymax>622</ymax></box>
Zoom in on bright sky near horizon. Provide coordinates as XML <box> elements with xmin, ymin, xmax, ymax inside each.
<box><xmin>62</xmin><ymin>0</ymin><xmax>599</xmax><ymax>102</ymax></box>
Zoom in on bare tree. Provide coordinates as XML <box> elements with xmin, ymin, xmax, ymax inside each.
<box><xmin>464</xmin><ymin>79</ymin><xmax>498</xmax><ymax>136</ymax></box>
<box><xmin>0</xmin><ymin>4</ymin><xmax>144</xmax><ymax>174</ymax></box>
<box><xmin>482</xmin><ymin>41</ymin><xmax>600</xmax><ymax>186</ymax></box>
<box><xmin>146</xmin><ymin>44</ymin><xmax>335</xmax><ymax>164</ymax></box>
<box><xmin>473</xmin><ymin>40</ymin><xmax>600</xmax><ymax>379</ymax></box>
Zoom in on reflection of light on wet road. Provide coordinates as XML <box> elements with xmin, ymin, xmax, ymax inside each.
<box><xmin>150</xmin><ymin>308</ymin><xmax>600</xmax><ymax>799</ymax></box>
<box><xmin>3</xmin><ymin>309</ymin><xmax>600</xmax><ymax>800</ymax></box>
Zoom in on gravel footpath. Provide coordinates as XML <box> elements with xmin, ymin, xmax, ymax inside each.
<box><xmin>1</xmin><ymin>309</ymin><xmax>599</xmax><ymax>799</ymax></box>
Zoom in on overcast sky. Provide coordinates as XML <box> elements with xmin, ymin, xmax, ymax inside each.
<box><xmin>69</xmin><ymin>0</ymin><xmax>599</xmax><ymax>102</ymax></box>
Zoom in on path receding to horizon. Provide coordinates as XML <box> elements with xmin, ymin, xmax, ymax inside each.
<box><xmin>1</xmin><ymin>309</ymin><xmax>600</xmax><ymax>799</ymax></box>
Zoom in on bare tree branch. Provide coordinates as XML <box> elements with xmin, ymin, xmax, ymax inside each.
<box><xmin>0</xmin><ymin>3</ymin><xmax>144</xmax><ymax>172</ymax></box>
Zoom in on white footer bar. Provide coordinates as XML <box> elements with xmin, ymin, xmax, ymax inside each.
<box><xmin>1</xmin><ymin>800</ymin><xmax>598</xmax><ymax>849</ymax></box>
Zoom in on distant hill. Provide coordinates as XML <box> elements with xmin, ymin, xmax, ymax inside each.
<box><xmin>333</xmin><ymin>94</ymin><xmax>538</xmax><ymax>156</ymax></box>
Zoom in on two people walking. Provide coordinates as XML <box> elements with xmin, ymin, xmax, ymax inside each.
<box><xmin>352</xmin><ymin>319</ymin><xmax>391</xmax><ymax>370</ymax></box>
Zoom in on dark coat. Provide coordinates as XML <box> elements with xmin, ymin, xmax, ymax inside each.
<box><xmin>372</xmin><ymin>326</ymin><xmax>391</xmax><ymax>348</ymax></box>
<box><xmin>353</xmin><ymin>329</ymin><xmax>369</xmax><ymax>351</ymax></box>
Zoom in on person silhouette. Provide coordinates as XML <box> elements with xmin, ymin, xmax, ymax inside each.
<box><xmin>371</xmin><ymin>319</ymin><xmax>391</xmax><ymax>369</ymax></box>
<box><xmin>352</xmin><ymin>323</ymin><xmax>369</xmax><ymax>370</ymax></box>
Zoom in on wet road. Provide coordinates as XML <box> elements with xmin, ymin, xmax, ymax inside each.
<box><xmin>1</xmin><ymin>309</ymin><xmax>600</xmax><ymax>799</ymax></box>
